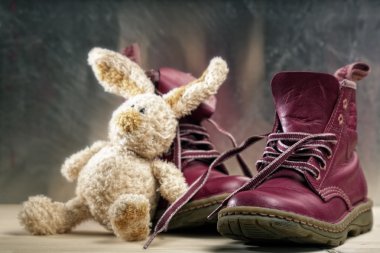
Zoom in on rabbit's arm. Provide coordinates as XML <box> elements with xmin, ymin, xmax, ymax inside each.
<box><xmin>152</xmin><ymin>159</ymin><xmax>188</xmax><ymax>203</ymax></box>
<box><xmin>61</xmin><ymin>140</ymin><xmax>108</xmax><ymax>182</ymax></box>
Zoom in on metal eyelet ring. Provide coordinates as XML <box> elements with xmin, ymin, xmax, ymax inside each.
<box><xmin>315</xmin><ymin>173</ymin><xmax>321</xmax><ymax>180</ymax></box>
<box><xmin>338</xmin><ymin>114</ymin><xmax>344</xmax><ymax>125</ymax></box>
<box><xmin>343</xmin><ymin>98</ymin><xmax>349</xmax><ymax>109</ymax></box>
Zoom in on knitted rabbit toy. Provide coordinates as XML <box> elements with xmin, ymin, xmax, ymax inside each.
<box><xmin>19</xmin><ymin>48</ymin><xmax>229</xmax><ymax>241</ymax></box>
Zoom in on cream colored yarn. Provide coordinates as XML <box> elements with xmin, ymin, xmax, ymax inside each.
<box><xmin>19</xmin><ymin>47</ymin><xmax>229</xmax><ymax>241</ymax></box>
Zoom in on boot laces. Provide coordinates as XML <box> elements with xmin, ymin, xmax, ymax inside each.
<box><xmin>256</xmin><ymin>132</ymin><xmax>337</xmax><ymax>178</ymax></box>
<box><xmin>143</xmin><ymin>119</ymin><xmax>252</xmax><ymax>249</ymax></box>
<box><xmin>169</xmin><ymin>119</ymin><xmax>252</xmax><ymax>177</ymax></box>
<box><xmin>207</xmin><ymin>132</ymin><xmax>337</xmax><ymax>218</ymax></box>
<box><xmin>170</xmin><ymin>122</ymin><xmax>220</xmax><ymax>171</ymax></box>
<box><xmin>155</xmin><ymin>85</ymin><xmax>251</xmax><ymax>177</ymax></box>
<box><xmin>144</xmin><ymin>131</ymin><xmax>337</xmax><ymax>248</ymax></box>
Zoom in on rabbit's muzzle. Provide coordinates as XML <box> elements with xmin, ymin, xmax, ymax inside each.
<box><xmin>116</xmin><ymin>110</ymin><xmax>142</xmax><ymax>133</ymax></box>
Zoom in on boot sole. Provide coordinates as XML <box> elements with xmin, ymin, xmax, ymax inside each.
<box><xmin>155</xmin><ymin>193</ymin><xmax>228</xmax><ymax>230</ymax></box>
<box><xmin>217</xmin><ymin>200</ymin><xmax>373</xmax><ymax>246</ymax></box>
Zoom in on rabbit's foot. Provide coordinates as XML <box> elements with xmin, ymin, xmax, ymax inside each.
<box><xmin>109</xmin><ymin>194</ymin><xmax>150</xmax><ymax>241</ymax></box>
<box><xmin>19</xmin><ymin>195</ymin><xmax>69</xmax><ymax>235</ymax></box>
<box><xmin>19</xmin><ymin>195</ymin><xmax>90</xmax><ymax>235</ymax></box>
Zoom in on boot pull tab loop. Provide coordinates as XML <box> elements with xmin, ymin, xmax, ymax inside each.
<box><xmin>334</xmin><ymin>62</ymin><xmax>370</xmax><ymax>83</ymax></box>
<box><xmin>123</xmin><ymin>43</ymin><xmax>141</xmax><ymax>65</ymax></box>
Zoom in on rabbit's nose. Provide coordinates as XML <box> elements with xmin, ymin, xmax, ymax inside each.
<box><xmin>116</xmin><ymin>109</ymin><xmax>142</xmax><ymax>133</ymax></box>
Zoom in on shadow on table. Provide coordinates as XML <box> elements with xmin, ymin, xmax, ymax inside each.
<box><xmin>164</xmin><ymin>223</ymin><xmax>220</xmax><ymax>238</ymax></box>
<box><xmin>208</xmin><ymin>241</ymin><xmax>329</xmax><ymax>253</ymax></box>
<box><xmin>160</xmin><ymin>225</ymin><xmax>330</xmax><ymax>252</ymax></box>
<box><xmin>6</xmin><ymin>230</ymin><xmax>114</xmax><ymax>238</ymax></box>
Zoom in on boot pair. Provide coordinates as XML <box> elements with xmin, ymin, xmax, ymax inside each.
<box><xmin>124</xmin><ymin>45</ymin><xmax>373</xmax><ymax>247</ymax></box>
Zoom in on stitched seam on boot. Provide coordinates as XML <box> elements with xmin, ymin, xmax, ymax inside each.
<box><xmin>320</xmin><ymin>186</ymin><xmax>352</xmax><ymax>209</ymax></box>
<box><xmin>319</xmin><ymin>91</ymin><xmax>352</xmax><ymax>187</ymax></box>
<box><xmin>325</xmin><ymin>90</ymin><xmax>345</xmax><ymax>131</ymax></box>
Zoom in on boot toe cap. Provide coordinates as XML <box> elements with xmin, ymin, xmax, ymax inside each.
<box><xmin>193</xmin><ymin>175</ymin><xmax>249</xmax><ymax>200</ymax></box>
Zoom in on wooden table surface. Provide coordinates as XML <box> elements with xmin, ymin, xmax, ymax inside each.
<box><xmin>0</xmin><ymin>205</ymin><xmax>378</xmax><ymax>253</ymax></box>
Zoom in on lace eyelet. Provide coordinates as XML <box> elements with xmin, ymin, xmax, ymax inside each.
<box><xmin>343</xmin><ymin>99</ymin><xmax>349</xmax><ymax>109</ymax></box>
<box><xmin>315</xmin><ymin>173</ymin><xmax>321</xmax><ymax>180</ymax></box>
<box><xmin>338</xmin><ymin>114</ymin><xmax>344</xmax><ymax>125</ymax></box>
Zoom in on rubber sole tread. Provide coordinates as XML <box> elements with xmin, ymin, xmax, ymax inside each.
<box><xmin>217</xmin><ymin>200</ymin><xmax>373</xmax><ymax>246</ymax></box>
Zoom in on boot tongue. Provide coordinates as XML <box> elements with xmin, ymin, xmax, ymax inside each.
<box><xmin>156</xmin><ymin>67</ymin><xmax>216</xmax><ymax>122</ymax></box>
<box><xmin>271</xmin><ymin>72</ymin><xmax>340</xmax><ymax>133</ymax></box>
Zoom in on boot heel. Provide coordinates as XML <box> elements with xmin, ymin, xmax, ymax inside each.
<box><xmin>348</xmin><ymin>209</ymin><xmax>373</xmax><ymax>236</ymax></box>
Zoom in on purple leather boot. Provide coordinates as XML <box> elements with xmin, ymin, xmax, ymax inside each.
<box><xmin>152</xmin><ymin>67</ymin><xmax>250</xmax><ymax>229</ymax></box>
<box><xmin>123</xmin><ymin>44</ymin><xmax>249</xmax><ymax>230</ymax></box>
<box><xmin>215</xmin><ymin>63</ymin><xmax>373</xmax><ymax>246</ymax></box>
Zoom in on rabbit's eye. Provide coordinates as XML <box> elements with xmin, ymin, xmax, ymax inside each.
<box><xmin>139</xmin><ymin>108</ymin><xmax>145</xmax><ymax>114</ymax></box>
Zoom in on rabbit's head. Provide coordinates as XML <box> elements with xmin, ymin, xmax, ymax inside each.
<box><xmin>88</xmin><ymin>48</ymin><xmax>228</xmax><ymax>160</ymax></box>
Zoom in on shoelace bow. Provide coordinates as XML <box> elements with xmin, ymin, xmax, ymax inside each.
<box><xmin>143</xmin><ymin>120</ymin><xmax>254</xmax><ymax>249</ymax></box>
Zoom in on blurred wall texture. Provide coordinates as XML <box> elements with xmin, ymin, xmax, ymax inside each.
<box><xmin>1</xmin><ymin>0</ymin><xmax>379</xmax><ymax>204</ymax></box>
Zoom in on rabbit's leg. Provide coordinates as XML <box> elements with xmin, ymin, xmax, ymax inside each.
<box><xmin>19</xmin><ymin>195</ymin><xmax>90</xmax><ymax>235</ymax></box>
<box><xmin>109</xmin><ymin>194</ymin><xmax>150</xmax><ymax>241</ymax></box>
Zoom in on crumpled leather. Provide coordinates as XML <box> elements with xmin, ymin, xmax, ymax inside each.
<box><xmin>271</xmin><ymin>72</ymin><xmax>339</xmax><ymax>133</ymax></box>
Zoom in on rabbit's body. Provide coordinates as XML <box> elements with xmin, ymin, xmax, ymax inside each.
<box><xmin>77</xmin><ymin>145</ymin><xmax>159</xmax><ymax>229</ymax></box>
<box><xmin>19</xmin><ymin>47</ymin><xmax>229</xmax><ymax>243</ymax></box>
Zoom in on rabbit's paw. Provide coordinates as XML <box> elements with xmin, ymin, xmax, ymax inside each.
<box><xmin>19</xmin><ymin>195</ymin><xmax>69</xmax><ymax>235</ymax></box>
<box><xmin>109</xmin><ymin>194</ymin><xmax>150</xmax><ymax>241</ymax></box>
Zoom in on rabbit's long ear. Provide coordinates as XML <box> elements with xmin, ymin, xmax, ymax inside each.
<box><xmin>88</xmin><ymin>47</ymin><xmax>154</xmax><ymax>98</ymax></box>
<box><xmin>164</xmin><ymin>57</ymin><xmax>228</xmax><ymax>118</ymax></box>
